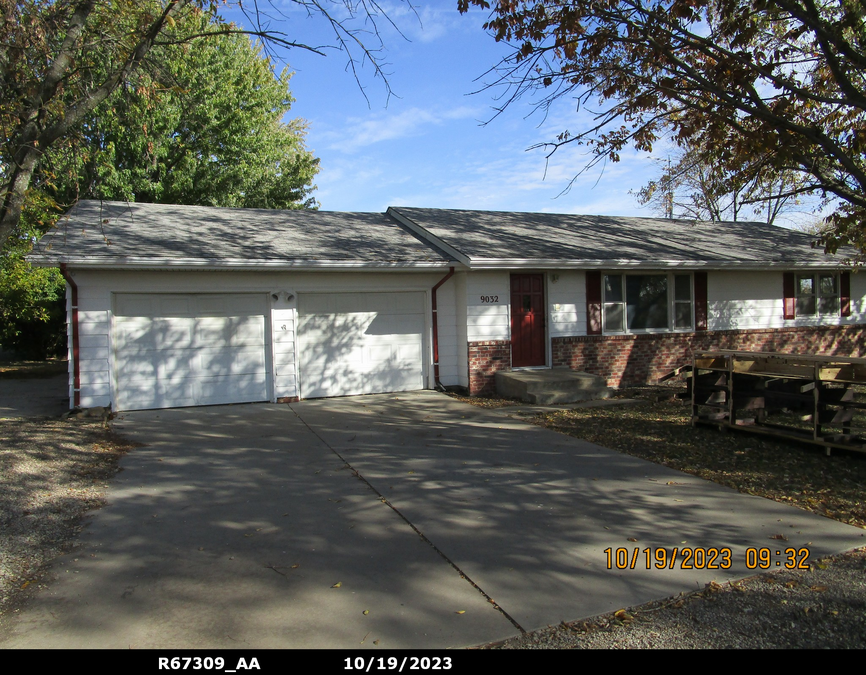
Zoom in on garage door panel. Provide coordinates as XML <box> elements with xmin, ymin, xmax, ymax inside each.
<box><xmin>196</xmin><ymin>346</ymin><xmax>268</xmax><ymax>374</ymax></box>
<box><xmin>396</xmin><ymin>342</ymin><xmax>422</xmax><ymax>362</ymax></box>
<box><xmin>197</xmin><ymin>375</ymin><xmax>268</xmax><ymax>405</ymax></box>
<box><xmin>195</xmin><ymin>319</ymin><xmax>227</xmax><ymax>345</ymax></box>
<box><xmin>366</xmin><ymin>344</ymin><xmax>393</xmax><ymax>364</ymax></box>
<box><xmin>116</xmin><ymin>296</ymin><xmax>155</xmax><ymax>316</ymax></box>
<box><xmin>117</xmin><ymin>319</ymin><xmax>195</xmax><ymax>350</ymax></box>
<box><xmin>228</xmin><ymin>318</ymin><xmax>266</xmax><ymax>345</ymax></box>
<box><xmin>365</xmin><ymin>313</ymin><xmax>424</xmax><ymax>335</ymax></box>
<box><xmin>298</xmin><ymin>292</ymin><xmax>425</xmax><ymax>399</ymax></box>
<box><xmin>159</xmin><ymin>297</ymin><xmax>194</xmax><ymax>317</ymax></box>
<box><xmin>114</xmin><ymin>294</ymin><xmax>268</xmax><ymax>411</ymax></box>
<box><xmin>119</xmin><ymin>381</ymin><xmax>197</xmax><ymax>409</ymax></box>
<box><xmin>367</xmin><ymin>366</ymin><xmax>422</xmax><ymax>391</ymax></box>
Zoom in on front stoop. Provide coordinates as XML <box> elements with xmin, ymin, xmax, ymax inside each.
<box><xmin>495</xmin><ymin>368</ymin><xmax>613</xmax><ymax>405</ymax></box>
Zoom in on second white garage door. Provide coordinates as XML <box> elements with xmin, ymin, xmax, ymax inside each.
<box><xmin>298</xmin><ymin>292</ymin><xmax>425</xmax><ymax>398</ymax></box>
<box><xmin>114</xmin><ymin>293</ymin><xmax>269</xmax><ymax>411</ymax></box>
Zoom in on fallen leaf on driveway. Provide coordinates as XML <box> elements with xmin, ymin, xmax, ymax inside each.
<box><xmin>331</xmin><ymin>581</ymin><xmax>342</xmax><ymax>588</ymax></box>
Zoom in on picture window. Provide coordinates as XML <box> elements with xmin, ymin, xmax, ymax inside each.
<box><xmin>603</xmin><ymin>273</ymin><xmax>693</xmax><ymax>333</ymax></box>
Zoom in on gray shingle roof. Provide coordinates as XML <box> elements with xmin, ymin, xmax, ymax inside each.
<box><xmin>30</xmin><ymin>201</ymin><xmax>453</xmax><ymax>268</ymax></box>
<box><xmin>389</xmin><ymin>207</ymin><xmax>843</xmax><ymax>269</ymax></box>
<box><xmin>30</xmin><ymin>200</ymin><xmax>846</xmax><ymax>271</ymax></box>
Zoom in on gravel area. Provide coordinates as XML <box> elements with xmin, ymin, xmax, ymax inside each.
<box><xmin>483</xmin><ymin>547</ymin><xmax>866</xmax><ymax>648</ymax></box>
<box><xmin>0</xmin><ymin>416</ymin><xmax>134</xmax><ymax>628</ymax></box>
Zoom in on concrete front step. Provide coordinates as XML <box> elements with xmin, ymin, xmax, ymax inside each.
<box><xmin>495</xmin><ymin>368</ymin><xmax>614</xmax><ymax>405</ymax></box>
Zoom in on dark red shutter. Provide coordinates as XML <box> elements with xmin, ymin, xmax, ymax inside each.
<box><xmin>694</xmin><ymin>271</ymin><xmax>708</xmax><ymax>331</ymax></box>
<box><xmin>586</xmin><ymin>270</ymin><xmax>602</xmax><ymax>335</ymax></box>
<box><xmin>841</xmin><ymin>271</ymin><xmax>851</xmax><ymax>317</ymax></box>
<box><xmin>783</xmin><ymin>272</ymin><xmax>796</xmax><ymax>320</ymax></box>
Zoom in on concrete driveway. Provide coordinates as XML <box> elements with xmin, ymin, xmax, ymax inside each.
<box><xmin>3</xmin><ymin>391</ymin><xmax>864</xmax><ymax>648</ymax></box>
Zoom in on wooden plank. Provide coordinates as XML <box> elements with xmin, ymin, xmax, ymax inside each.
<box><xmin>733</xmin><ymin>360</ymin><xmax>813</xmax><ymax>378</ymax></box>
<box><xmin>694</xmin><ymin>356</ymin><xmax>730</xmax><ymax>370</ymax></box>
<box><xmin>703</xmin><ymin>350</ymin><xmax>866</xmax><ymax>366</ymax></box>
<box><xmin>658</xmin><ymin>364</ymin><xmax>692</xmax><ymax>382</ymax></box>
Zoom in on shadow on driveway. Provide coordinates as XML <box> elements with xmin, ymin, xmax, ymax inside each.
<box><xmin>2</xmin><ymin>392</ymin><xmax>864</xmax><ymax>648</ymax></box>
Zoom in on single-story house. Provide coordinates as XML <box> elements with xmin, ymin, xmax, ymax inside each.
<box><xmin>30</xmin><ymin>200</ymin><xmax>865</xmax><ymax>411</ymax></box>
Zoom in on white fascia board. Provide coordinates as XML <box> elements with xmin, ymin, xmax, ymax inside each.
<box><xmin>465</xmin><ymin>258</ymin><xmax>849</xmax><ymax>271</ymax></box>
<box><xmin>387</xmin><ymin>208</ymin><xmax>472</xmax><ymax>266</ymax></box>
<box><xmin>28</xmin><ymin>257</ymin><xmax>460</xmax><ymax>271</ymax></box>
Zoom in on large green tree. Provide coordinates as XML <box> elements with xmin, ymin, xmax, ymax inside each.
<box><xmin>1</xmin><ymin>8</ymin><xmax>321</xmax><ymax>357</ymax></box>
<box><xmin>0</xmin><ymin>0</ymin><xmax>404</xmax><ymax>250</ymax></box>
<box><xmin>459</xmin><ymin>0</ymin><xmax>866</xmax><ymax>257</ymax></box>
<box><xmin>0</xmin><ymin>192</ymin><xmax>66</xmax><ymax>358</ymax></box>
<box><xmin>45</xmin><ymin>12</ymin><xmax>319</xmax><ymax>209</ymax></box>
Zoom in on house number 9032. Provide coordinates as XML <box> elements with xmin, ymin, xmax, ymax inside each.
<box><xmin>480</xmin><ymin>295</ymin><xmax>499</xmax><ymax>303</ymax></box>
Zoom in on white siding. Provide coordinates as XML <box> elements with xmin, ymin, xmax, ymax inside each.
<box><xmin>851</xmin><ymin>272</ymin><xmax>866</xmax><ymax>320</ymax></box>
<box><xmin>74</xmin><ymin>274</ymin><xmax>112</xmax><ymax>407</ymax></box>
<box><xmin>455</xmin><ymin>273</ymin><xmax>469</xmax><ymax>388</ymax></box>
<box><xmin>433</xmin><ymin>272</ymin><xmax>460</xmax><ymax>386</ymax></box>
<box><xmin>271</xmin><ymin>301</ymin><xmax>297</xmax><ymax>400</ymax></box>
<box><xmin>65</xmin><ymin>285</ymin><xmax>73</xmax><ymax>405</ymax></box>
<box><xmin>708</xmin><ymin>271</ymin><xmax>866</xmax><ymax>331</ymax></box>
<box><xmin>548</xmin><ymin>271</ymin><xmax>586</xmax><ymax>337</ymax></box>
<box><xmin>466</xmin><ymin>272</ymin><xmax>510</xmax><ymax>342</ymax></box>
<box><xmin>707</xmin><ymin>271</ymin><xmax>783</xmax><ymax>330</ymax></box>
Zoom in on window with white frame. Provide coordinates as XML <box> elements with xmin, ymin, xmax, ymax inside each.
<box><xmin>796</xmin><ymin>273</ymin><xmax>839</xmax><ymax>316</ymax></box>
<box><xmin>603</xmin><ymin>273</ymin><xmax>693</xmax><ymax>333</ymax></box>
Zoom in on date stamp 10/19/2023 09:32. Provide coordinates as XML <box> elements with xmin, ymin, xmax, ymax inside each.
<box><xmin>604</xmin><ymin>547</ymin><xmax>812</xmax><ymax>571</ymax></box>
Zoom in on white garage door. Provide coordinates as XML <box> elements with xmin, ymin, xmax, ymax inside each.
<box><xmin>114</xmin><ymin>294</ymin><xmax>269</xmax><ymax>411</ymax></box>
<box><xmin>298</xmin><ymin>292</ymin><xmax>425</xmax><ymax>399</ymax></box>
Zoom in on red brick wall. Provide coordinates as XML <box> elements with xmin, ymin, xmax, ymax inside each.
<box><xmin>468</xmin><ymin>340</ymin><xmax>511</xmax><ymax>395</ymax></box>
<box><xmin>551</xmin><ymin>325</ymin><xmax>866</xmax><ymax>387</ymax></box>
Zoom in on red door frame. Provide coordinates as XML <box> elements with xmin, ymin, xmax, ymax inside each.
<box><xmin>510</xmin><ymin>273</ymin><xmax>546</xmax><ymax>367</ymax></box>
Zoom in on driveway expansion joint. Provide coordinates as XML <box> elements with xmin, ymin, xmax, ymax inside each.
<box><xmin>287</xmin><ymin>403</ymin><xmax>526</xmax><ymax>634</ymax></box>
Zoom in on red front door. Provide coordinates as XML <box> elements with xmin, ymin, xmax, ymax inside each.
<box><xmin>511</xmin><ymin>274</ymin><xmax>546</xmax><ymax>367</ymax></box>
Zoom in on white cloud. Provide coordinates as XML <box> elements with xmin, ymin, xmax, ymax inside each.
<box><xmin>321</xmin><ymin>105</ymin><xmax>481</xmax><ymax>152</ymax></box>
<box><xmin>375</xmin><ymin>2</ymin><xmax>473</xmax><ymax>44</ymax></box>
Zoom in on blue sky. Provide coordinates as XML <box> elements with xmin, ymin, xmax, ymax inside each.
<box><xmin>221</xmin><ymin>1</ymin><xmax>666</xmax><ymax>216</ymax></box>
<box><xmin>229</xmin><ymin>2</ymin><xmax>817</xmax><ymax>225</ymax></box>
